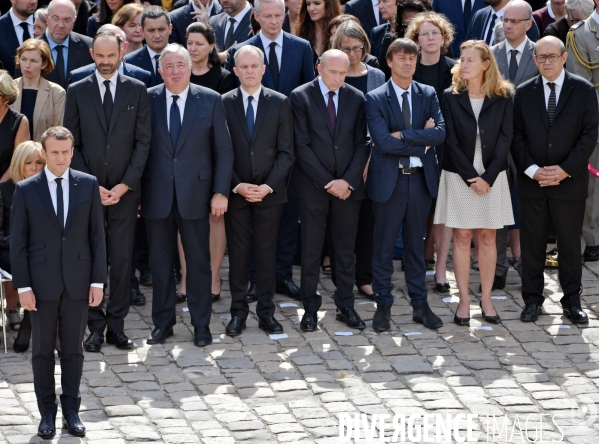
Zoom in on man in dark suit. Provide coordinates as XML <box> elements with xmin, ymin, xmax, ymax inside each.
<box><xmin>0</xmin><ymin>0</ymin><xmax>37</xmax><ymax>76</ymax></box>
<box><xmin>512</xmin><ymin>36</ymin><xmax>598</xmax><ymax>323</ymax></box>
<box><xmin>63</xmin><ymin>31</ymin><xmax>151</xmax><ymax>353</ymax></box>
<box><xmin>143</xmin><ymin>43</ymin><xmax>233</xmax><ymax>346</ymax></box>
<box><xmin>124</xmin><ymin>5</ymin><xmax>172</xmax><ymax>86</ymax></box>
<box><xmin>365</xmin><ymin>38</ymin><xmax>446</xmax><ymax>331</ymax></box>
<box><xmin>228</xmin><ymin>0</ymin><xmax>315</xmax><ymax>301</ymax></box>
<box><xmin>169</xmin><ymin>0</ymin><xmax>222</xmax><ymax>44</ymax></box>
<box><xmin>469</xmin><ymin>0</ymin><xmax>540</xmax><ymax>45</ymax></box>
<box><xmin>37</xmin><ymin>0</ymin><xmax>92</xmax><ymax>89</ymax></box>
<box><xmin>432</xmin><ymin>0</ymin><xmax>484</xmax><ymax>57</ymax></box>
<box><xmin>72</xmin><ymin>0</ymin><xmax>96</xmax><ymax>36</ymax></box>
<box><xmin>11</xmin><ymin>126</ymin><xmax>106</xmax><ymax>440</ymax></box>
<box><xmin>344</xmin><ymin>0</ymin><xmax>384</xmax><ymax>37</ymax></box>
<box><xmin>290</xmin><ymin>50</ymin><xmax>369</xmax><ymax>332</ymax></box>
<box><xmin>68</xmin><ymin>24</ymin><xmax>152</xmax><ymax>86</ymax></box>
<box><xmin>209</xmin><ymin>0</ymin><xmax>253</xmax><ymax>50</ymax></box>
<box><xmin>369</xmin><ymin>0</ymin><xmax>394</xmax><ymax>61</ymax></box>
<box><xmin>222</xmin><ymin>45</ymin><xmax>294</xmax><ymax>336</ymax></box>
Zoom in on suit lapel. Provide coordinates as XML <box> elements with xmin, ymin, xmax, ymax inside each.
<box><xmin>233</xmin><ymin>10</ymin><xmax>251</xmax><ymax>43</ymax></box>
<box><xmin>66</xmin><ymin>35</ymin><xmax>80</xmax><ymax>73</ymax></box>
<box><xmin>451</xmin><ymin>0</ymin><xmax>465</xmax><ymax>35</ymax></box>
<box><xmin>495</xmin><ymin>43</ymin><xmax>509</xmax><ymax>77</ymax></box>
<box><xmin>533</xmin><ymin>76</ymin><xmax>550</xmax><ymax>129</ymax></box>
<box><xmin>85</xmin><ymin>76</ymin><xmax>108</xmax><ymax>133</ymax></box>
<box><xmin>252</xmin><ymin>88</ymin><xmax>270</xmax><ymax>143</ymax></box>
<box><xmin>175</xmin><ymin>87</ymin><xmax>200</xmax><ymax>153</ymax></box>
<box><xmin>155</xmin><ymin>87</ymin><xmax>174</xmax><ymax>153</ymax></box>
<box><xmin>410</xmin><ymin>83</ymin><xmax>422</xmax><ymax>130</ymax></box>
<box><xmin>33</xmin><ymin>78</ymin><xmax>51</xmax><ymax>129</ymax></box>
<box><xmin>233</xmin><ymin>88</ymin><xmax>251</xmax><ymax>143</ymax></box>
<box><xmin>108</xmin><ymin>74</ymin><xmax>127</xmax><ymax>135</ymax></box>
<box><xmin>553</xmin><ymin>71</ymin><xmax>573</xmax><ymax>121</ymax></box>
<box><xmin>310</xmin><ymin>80</ymin><xmax>335</xmax><ymax>137</ymax></box>
<box><xmin>334</xmin><ymin>85</ymin><xmax>346</xmax><ymax>139</ymax></box>
<box><xmin>0</xmin><ymin>21</ymin><xmax>20</xmax><ymax>59</ymax></box>
<box><xmin>456</xmin><ymin>89</ymin><xmax>475</xmax><ymax>119</ymax></box>
<box><xmin>386</xmin><ymin>81</ymin><xmax>404</xmax><ymax>129</ymax></box>
<box><xmin>254</xmin><ymin>37</ymin><xmax>275</xmax><ymax>88</ymax></box>
<box><xmin>480</xmin><ymin>95</ymin><xmax>497</xmax><ymax>115</ymax></box>
<box><xmin>36</xmin><ymin>170</ymin><xmax>63</xmax><ymax>234</ymax></box>
<box><xmin>515</xmin><ymin>39</ymin><xmax>534</xmax><ymax>85</ymax></box>
<box><xmin>363</xmin><ymin>1</ymin><xmax>377</xmax><ymax>31</ymax></box>
<box><xmin>64</xmin><ymin>170</ymin><xmax>79</xmax><ymax>233</ymax></box>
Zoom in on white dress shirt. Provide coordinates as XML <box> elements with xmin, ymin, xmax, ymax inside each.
<box><xmin>524</xmin><ymin>68</ymin><xmax>566</xmax><ymax>179</ymax></box>
<box><xmin>505</xmin><ymin>37</ymin><xmax>528</xmax><ymax>69</ymax></box>
<box><xmin>9</xmin><ymin>8</ymin><xmax>34</xmax><ymax>45</ymax></box>
<box><xmin>483</xmin><ymin>5</ymin><xmax>506</xmax><ymax>46</ymax></box>
<box><xmin>166</xmin><ymin>86</ymin><xmax>189</xmax><ymax>130</ymax></box>
<box><xmin>18</xmin><ymin>167</ymin><xmax>103</xmax><ymax>293</ymax></box>
<box><xmin>390</xmin><ymin>79</ymin><xmax>423</xmax><ymax>168</ymax></box>
<box><xmin>95</xmin><ymin>70</ymin><xmax>118</xmax><ymax>103</ymax></box>
<box><xmin>224</xmin><ymin>2</ymin><xmax>252</xmax><ymax>37</ymax></box>
<box><xmin>147</xmin><ymin>47</ymin><xmax>160</xmax><ymax>74</ymax></box>
<box><xmin>259</xmin><ymin>31</ymin><xmax>284</xmax><ymax>70</ymax></box>
<box><xmin>372</xmin><ymin>0</ymin><xmax>381</xmax><ymax>26</ymax></box>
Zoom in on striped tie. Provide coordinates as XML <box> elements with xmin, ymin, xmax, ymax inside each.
<box><xmin>547</xmin><ymin>82</ymin><xmax>556</xmax><ymax>125</ymax></box>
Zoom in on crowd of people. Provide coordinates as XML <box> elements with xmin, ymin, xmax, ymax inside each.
<box><xmin>1</xmin><ymin>0</ymin><xmax>599</xmax><ymax>439</ymax></box>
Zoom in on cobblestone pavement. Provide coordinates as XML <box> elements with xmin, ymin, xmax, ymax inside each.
<box><xmin>2</xmin><ymin>257</ymin><xmax>599</xmax><ymax>443</ymax></box>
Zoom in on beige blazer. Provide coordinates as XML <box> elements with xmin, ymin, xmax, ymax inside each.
<box><xmin>10</xmin><ymin>77</ymin><xmax>66</xmax><ymax>142</ymax></box>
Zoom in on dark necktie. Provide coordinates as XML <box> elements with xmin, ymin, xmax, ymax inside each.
<box><xmin>103</xmin><ymin>80</ymin><xmax>113</xmax><ymax>126</ymax></box>
<box><xmin>400</xmin><ymin>91</ymin><xmax>411</xmax><ymax>168</ymax></box>
<box><xmin>246</xmin><ymin>95</ymin><xmax>255</xmax><ymax>139</ymax></box>
<box><xmin>55</xmin><ymin>178</ymin><xmax>64</xmax><ymax>232</ymax></box>
<box><xmin>225</xmin><ymin>17</ymin><xmax>236</xmax><ymax>49</ymax></box>
<box><xmin>327</xmin><ymin>91</ymin><xmax>336</xmax><ymax>130</ymax></box>
<box><xmin>547</xmin><ymin>82</ymin><xmax>556</xmax><ymax>125</ymax></box>
<box><xmin>153</xmin><ymin>54</ymin><xmax>163</xmax><ymax>83</ymax></box>
<box><xmin>509</xmin><ymin>49</ymin><xmax>518</xmax><ymax>82</ymax></box>
<box><xmin>269</xmin><ymin>42</ymin><xmax>280</xmax><ymax>91</ymax></box>
<box><xmin>485</xmin><ymin>13</ymin><xmax>497</xmax><ymax>45</ymax></box>
<box><xmin>170</xmin><ymin>95</ymin><xmax>182</xmax><ymax>150</ymax></box>
<box><xmin>19</xmin><ymin>22</ymin><xmax>31</xmax><ymax>42</ymax></box>
<box><xmin>463</xmin><ymin>0</ymin><xmax>472</xmax><ymax>31</ymax></box>
<box><xmin>55</xmin><ymin>44</ymin><xmax>66</xmax><ymax>87</ymax></box>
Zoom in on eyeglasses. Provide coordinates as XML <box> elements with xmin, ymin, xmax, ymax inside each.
<box><xmin>418</xmin><ymin>31</ymin><xmax>442</xmax><ymax>38</ymax></box>
<box><xmin>49</xmin><ymin>16</ymin><xmax>75</xmax><ymax>25</ymax></box>
<box><xmin>340</xmin><ymin>45</ymin><xmax>364</xmax><ymax>54</ymax></box>
<box><xmin>503</xmin><ymin>18</ymin><xmax>530</xmax><ymax>24</ymax></box>
<box><xmin>534</xmin><ymin>54</ymin><xmax>563</xmax><ymax>63</ymax></box>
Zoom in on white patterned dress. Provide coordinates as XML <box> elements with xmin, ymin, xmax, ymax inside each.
<box><xmin>434</xmin><ymin>97</ymin><xmax>514</xmax><ymax>229</ymax></box>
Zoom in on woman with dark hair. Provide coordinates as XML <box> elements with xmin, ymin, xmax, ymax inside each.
<box><xmin>87</xmin><ymin>0</ymin><xmax>134</xmax><ymax>37</ymax></box>
<box><xmin>296</xmin><ymin>0</ymin><xmax>342</xmax><ymax>67</ymax></box>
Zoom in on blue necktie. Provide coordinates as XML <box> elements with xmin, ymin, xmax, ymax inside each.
<box><xmin>55</xmin><ymin>178</ymin><xmax>64</xmax><ymax>232</ymax></box>
<box><xmin>246</xmin><ymin>96</ymin><xmax>255</xmax><ymax>139</ymax></box>
<box><xmin>170</xmin><ymin>95</ymin><xmax>181</xmax><ymax>151</ymax></box>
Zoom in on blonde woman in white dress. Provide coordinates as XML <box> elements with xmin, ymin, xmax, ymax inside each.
<box><xmin>434</xmin><ymin>40</ymin><xmax>514</xmax><ymax>326</ymax></box>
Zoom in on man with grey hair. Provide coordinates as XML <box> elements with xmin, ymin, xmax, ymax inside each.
<box><xmin>209</xmin><ymin>0</ymin><xmax>253</xmax><ymax>50</ymax></box>
<box><xmin>68</xmin><ymin>24</ymin><xmax>152</xmax><ymax>86</ymax></box>
<box><xmin>143</xmin><ymin>43</ymin><xmax>233</xmax><ymax>347</ymax></box>
<box><xmin>290</xmin><ymin>49</ymin><xmax>369</xmax><ymax>332</ymax></box>
<box><xmin>228</xmin><ymin>0</ymin><xmax>314</xmax><ymax>303</ymax></box>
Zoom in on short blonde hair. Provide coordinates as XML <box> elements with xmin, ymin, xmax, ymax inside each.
<box><xmin>405</xmin><ymin>12</ymin><xmax>455</xmax><ymax>56</ymax></box>
<box><xmin>10</xmin><ymin>141</ymin><xmax>45</xmax><ymax>183</ymax></box>
<box><xmin>0</xmin><ymin>70</ymin><xmax>18</xmax><ymax>105</ymax></box>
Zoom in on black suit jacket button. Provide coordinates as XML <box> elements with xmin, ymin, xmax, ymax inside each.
<box><xmin>104</xmin><ymin>162</ymin><xmax>108</xmax><ymax>165</ymax></box>
<box><xmin>549</xmin><ymin>143</ymin><xmax>553</xmax><ymax>147</ymax></box>
<box><xmin>251</xmin><ymin>152</ymin><xmax>254</xmax><ymax>155</ymax></box>
<box><xmin>62</xmin><ymin>237</ymin><xmax>66</xmax><ymax>240</ymax></box>
<box><xmin>482</xmin><ymin>145</ymin><xmax>486</xmax><ymax>149</ymax></box>
<box><xmin>170</xmin><ymin>176</ymin><xmax>173</xmax><ymax>180</ymax></box>
<box><xmin>335</xmin><ymin>146</ymin><xmax>338</xmax><ymax>150</ymax></box>
<box><xmin>106</xmin><ymin>145</ymin><xmax>110</xmax><ymax>149</ymax></box>
<box><xmin>174</xmin><ymin>158</ymin><xmax>177</xmax><ymax>162</ymax></box>
<box><xmin>480</xmin><ymin>130</ymin><xmax>484</xmax><ymax>134</ymax></box>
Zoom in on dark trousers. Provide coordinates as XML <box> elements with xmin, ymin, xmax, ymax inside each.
<box><xmin>31</xmin><ymin>289</ymin><xmax>88</xmax><ymax>416</ymax></box>
<box><xmin>298</xmin><ymin>196</ymin><xmax>361</xmax><ymax>312</ymax></box>
<box><xmin>88</xmin><ymin>197</ymin><xmax>138</xmax><ymax>333</ymax></box>
<box><xmin>225</xmin><ymin>201</ymin><xmax>284</xmax><ymax>319</ymax></box>
<box><xmin>520</xmin><ymin>196</ymin><xmax>584</xmax><ymax>307</ymax></box>
<box><xmin>130</xmin><ymin>218</ymin><xmax>150</xmax><ymax>291</ymax></box>
<box><xmin>145</xmin><ymin>196</ymin><xmax>211</xmax><ymax>329</ymax></box>
<box><xmin>372</xmin><ymin>171</ymin><xmax>431</xmax><ymax>307</ymax></box>
<box><xmin>275</xmin><ymin>193</ymin><xmax>299</xmax><ymax>283</ymax></box>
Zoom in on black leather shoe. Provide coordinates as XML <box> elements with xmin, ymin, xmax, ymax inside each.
<box><xmin>176</xmin><ymin>292</ymin><xmax>187</xmax><ymax>304</ymax></box>
<box><xmin>194</xmin><ymin>326</ymin><xmax>212</xmax><ymax>347</ymax></box>
<box><xmin>106</xmin><ymin>331</ymin><xmax>134</xmax><ymax>350</ymax></box>
<box><xmin>130</xmin><ymin>288</ymin><xmax>146</xmax><ymax>306</ymax></box>
<box><xmin>584</xmin><ymin>245</ymin><xmax>599</xmax><ymax>262</ymax></box>
<box><xmin>245</xmin><ymin>282</ymin><xmax>257</xmax><ymax>303</ymax></box>
<box><xmin>83</xmin><ymin>330</ymin><xmax>104</xmax><ymax>353</ymax></box>
<box><xmin>147</xmin><ymin>326</ymin><xmax>173</xmax><ymax>344</ymax></box>
<box><xmin>62</xmin><ymin>411</ymin><xmax>85</xmax><ymax>437</ymax></box>
<box><xmin>38</xmin><ymin>413</ymin><xmax>56</xmax><ymax>440</ymax></box>
<box><xmin>140</xmin><ymin>269</ymin><xmax>152</xmax><ymax>286</ymax></box>
<box><xmin>300</xmin><ymin>312</ymin><xmax>318</xmax><ymax>332</ymax></box>
<box><xmin>276</xmin><ymin>279</ymin><xmax>301</xmax><ymax>300</ymax></box>
<box><xmin>521</xmin><ymin>304</ymin><xmax>541</xmax><ymax>322</ymax></box>
<box><xmin>357</xmin><ymin>286</ymin><xmax>376</xmax><ymax>300</ymax></box>
<box><xmin>259</xmin><ymin>316</ymin><xmax>284</xmax><ymax>333</ymax></box>
<box><xmin>412</xmin><ymin>303</ymin><xmax>443</xmax><ymax>329</ymax></box>
<box><xmin>336</xmin><ymin>307</ymin><xmax>366</xmax><ymax>329</ymax></box>
<box><xmin>225</xmin><ymin>316</ymin><xmax>246</xmax><ymax>336</ymax></box>
<box><xmin>372</xmin><ymin>305</ymin><xmax>391</xmax><ymax>332</ymax></box>
<box><xmin>479</xmin><ymin>301</ymin><xmax>500</xmax><ymax>324</ymax></box>
<box><xmin>434</xmin><ymin>276</ymin><xmax>450</xmax><ymax>293</ymax></box>
<box><xmin>563</xmin><ymin>306</ymin><xmax>589</xmax><ymax>324</ymax></box>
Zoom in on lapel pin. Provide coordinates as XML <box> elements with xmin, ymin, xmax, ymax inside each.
<box><xmin>73</xmin><ymin>183</ymin><xmax>78</xmax><ymax>186</ymax></box>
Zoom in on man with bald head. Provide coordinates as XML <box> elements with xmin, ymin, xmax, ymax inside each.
<box><xmin>512</xmin><ymin>36</ymin><xmax>598</xmax><ymax>323</ymax></box>
<box><xmin>39</xmin><ymin>0</ymin><xmax>93</xmax><ymax>88</ymax></box>
<box><xmin>289</xmin><ymin>49</ymin><xmax>369</xmax><ymax>332</ymax></box>
<box><xmin>68</xmin><ymin>24</ymin><xmax>152</xmax><ymax>86</ymax></box>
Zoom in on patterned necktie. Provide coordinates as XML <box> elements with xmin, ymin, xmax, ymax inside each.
<box><xmin>327</xmin><ymin>91</ymin><xmax>336</xmax><ymax>130</ymax></box>
<box><xmin>509</xmin><ymin>49</ymin><xmax>519</xmax><ymax>82</ymax></box>
<box><xmin>55</xmin><ymin>178</ymin><xmax>64</xmax><ymax>232</ymax></box>
<box><xmin>55</xmin><ymin>44</ymin><xmax>66</xmax><ymax>87</ymax></box>
<box><xmin>485</xmin><ymin>13</ymin><xmax>497</xmax><ymax>45</ymax></box>
<box><xmin>269</xmin><ymin>42</ymin><xmax>280</xmax><ymax>91</ymax></box>
<box><xmin>19</xmin><ymin>22</ymin><xmax>31</xmax><ymax>42</ymax></box>
<box><xmin>103</xmin><ymin>80</ymin><xmax>113</xmax><ymax>126</ymax></box>
<box><xmin>246</xmin><ymin>96</ymin><xmax>255</xmax><ymax>139</ymax></box>
<box><xmin>225</xmin><ymin>18</ymin><xmax>236</xmax><ymax>49</ymax></box>
<box><xmin>170</xmin><ymin>95</ymin><xmax>181</xmax><ymax>150</ymax></box>
<box><xmin>547</xmin><ymin>82</ymin><xmax>556</xmax><ymax>125</ymax></box>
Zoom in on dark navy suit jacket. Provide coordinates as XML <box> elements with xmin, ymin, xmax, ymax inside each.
<box><xmin>0</xmin><ymin>11</ymin><xmax>20</xmax><ymax>76</ymax></box>
<box><xmin>142</xmin><ymin>83</ymin><xmax>234</xmax><ymax>220</ymax></box>
<box><xmin>365</xmin><ymin>80</ymin><xmax>446</xmax><ymax>203</ymax></box>
<box><xmin>344</xmin><ymin>0</ymin><xmax>382</xmax><ymax>37</ymax></box>
<box><xmin>10</xmin><ymin>168</ymin><xmax>107</xmax><ymax>300</ymax></box>
<box><xmin>227</xmin><ymin>32</ymin><xmax>315</xmax><ymax>97</ymax></box>
<box><xmin>169</xmin><ymin>2</ymin><xmax>223</xmax><ymax>45</ymax></box>
<box><xmin>209</xmin><ymin>9</ymin><xmax>253</xmax><ymax>50</ymax></box>
<box><xmin>369</xmin><ymin>22</ymin><xmax>389</xmax><ymax>64</ymax></box>
<box><xmin>469</xmin><ymin>5</ymin><xmax>540</xmax><ymax>43</ymax></box>
<box><xmin>124</xmin><ymin>45</ymin><xmax>162</xmax><ymax>86</ymax></box>
<box><xmin>432</xmin><ymin>0</ymin><xmax>484</xmax><ymax>57</ymax></box>
<box><xmin>68</xmin><ymin>61</ymin><xmax>152</xmax><ymax>87</ymax></box>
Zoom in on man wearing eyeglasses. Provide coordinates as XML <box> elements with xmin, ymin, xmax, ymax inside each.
<box><xmin>512</xmin><ymin>36</ymin><xmax>598</xmax><ymax>324</ymax></box>
<box><xmin>38</xmin><ymin>0</ymin><xmax>93</xmax><ymax>89</ymax></box>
